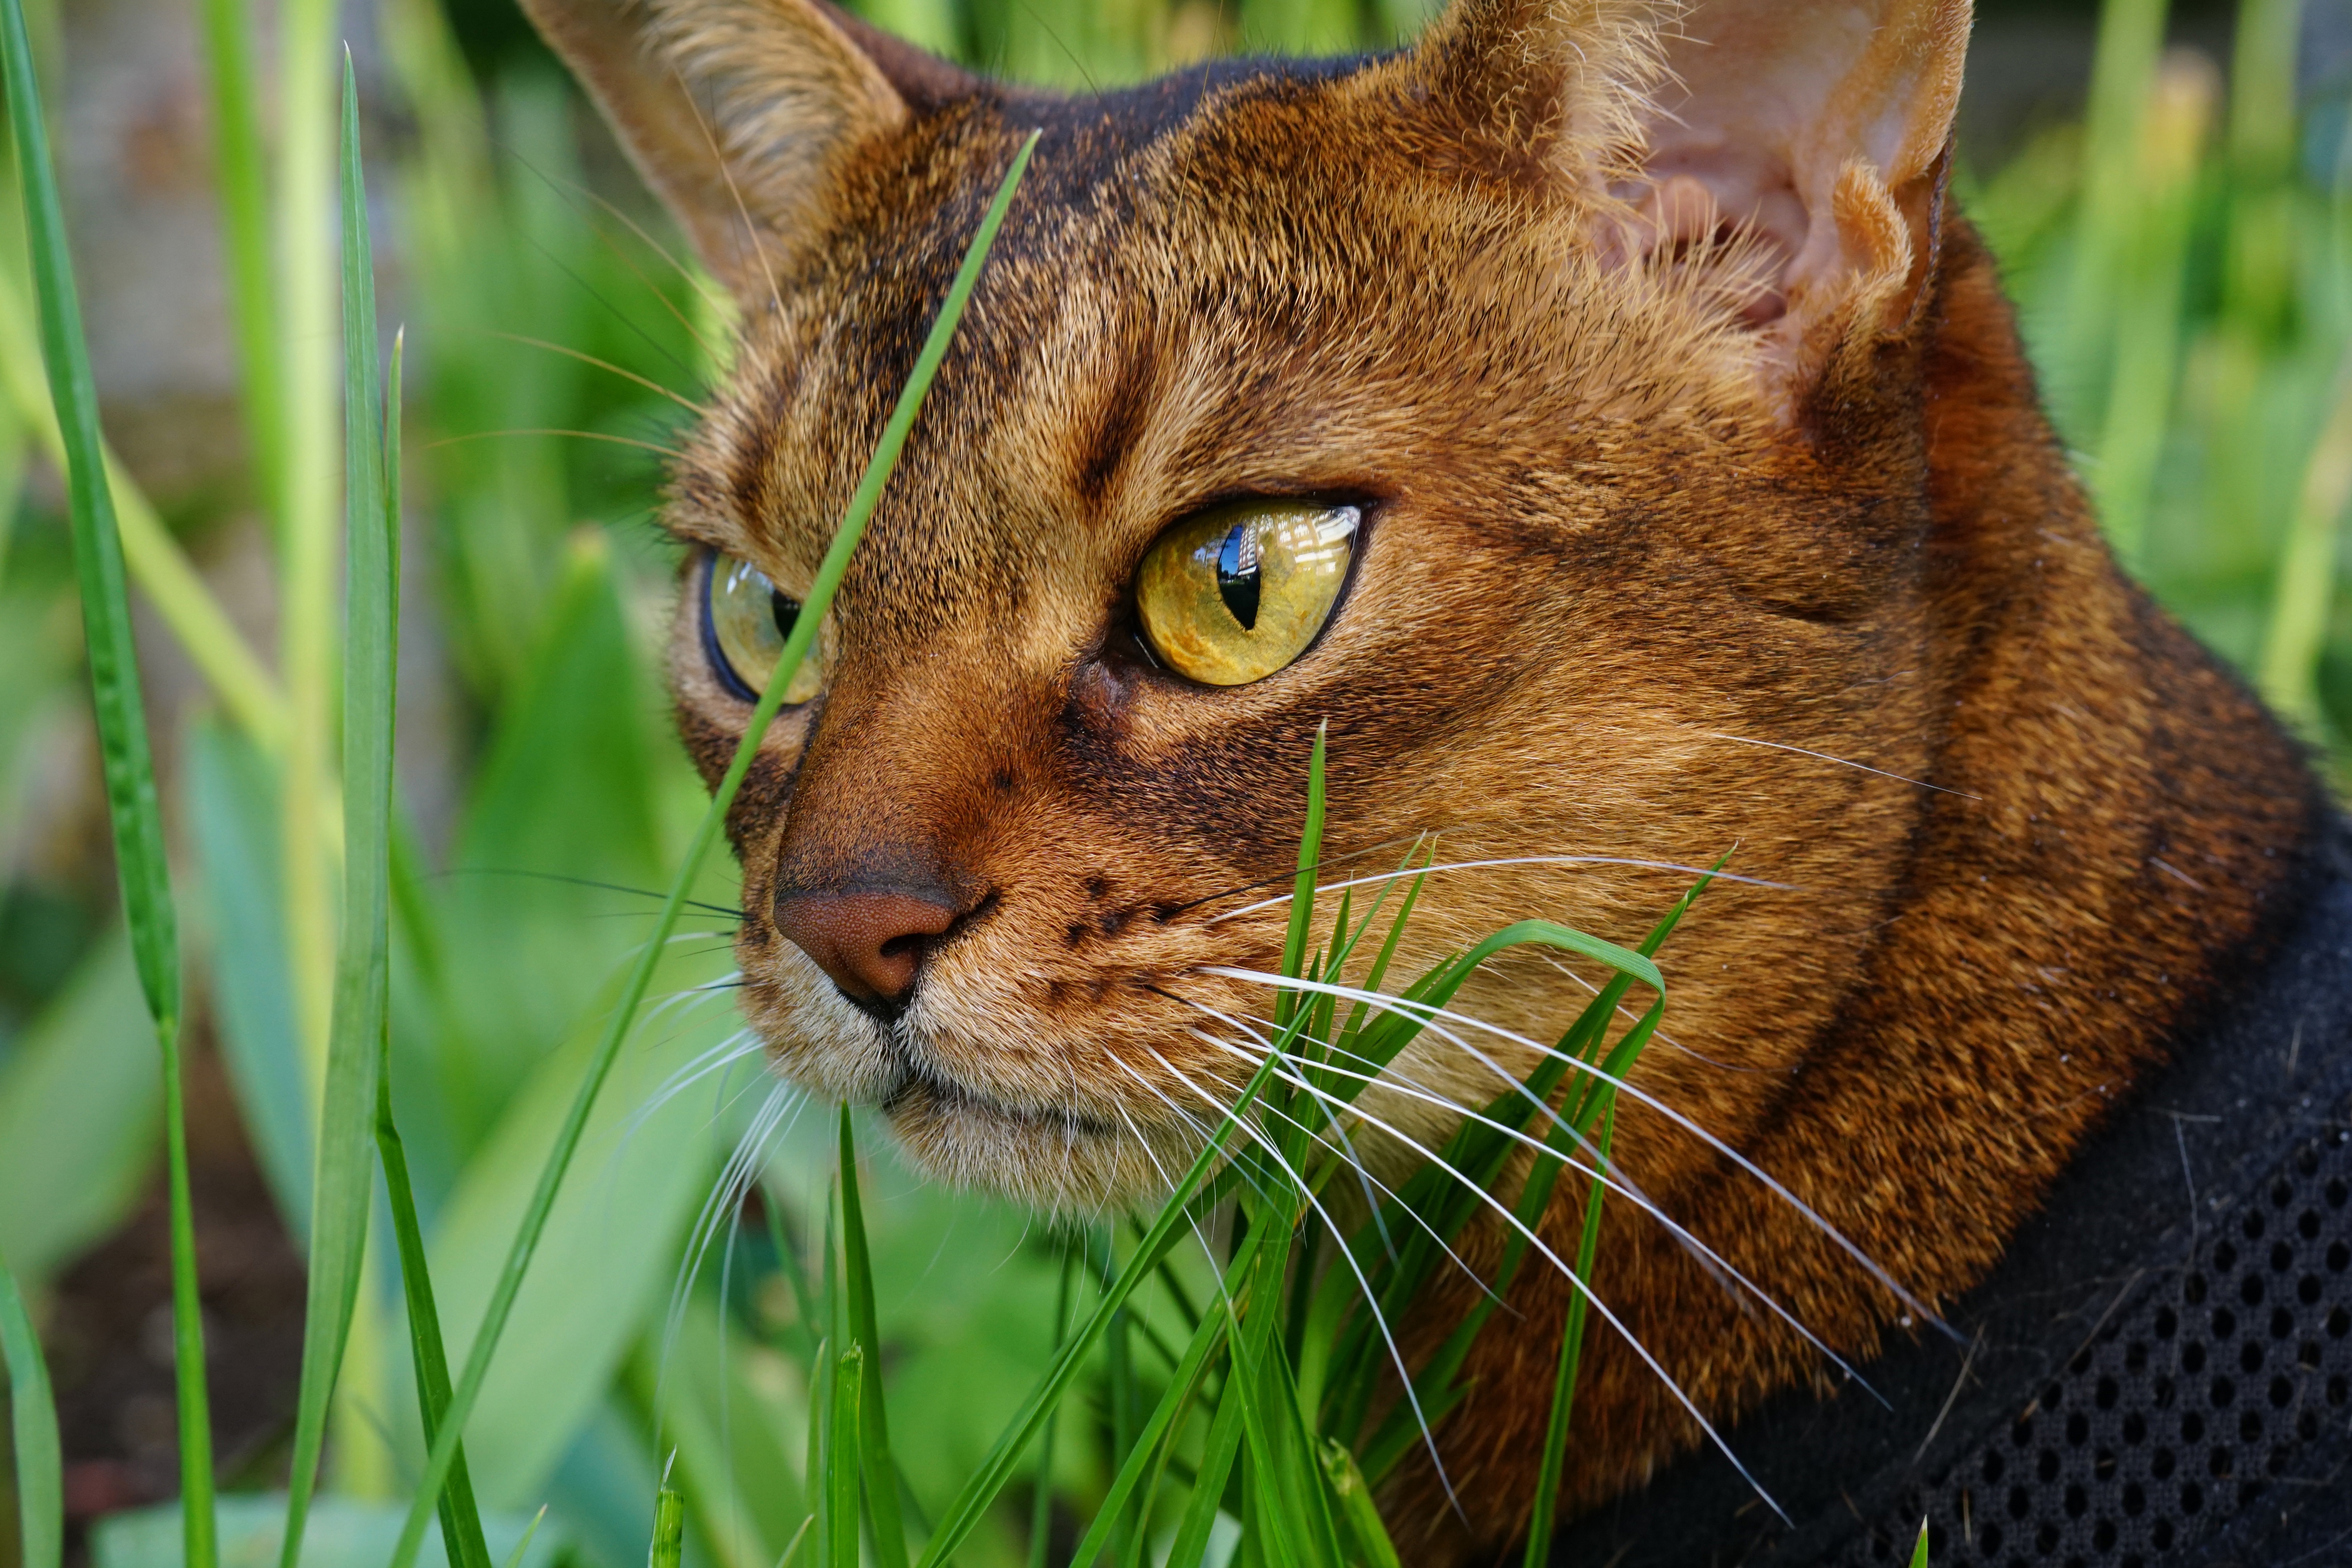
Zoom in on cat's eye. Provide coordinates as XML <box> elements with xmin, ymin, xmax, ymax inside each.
<box><xmin>703</xmin><ymin>552</ymin><xmax>825</xmax><ymax>705</ymax></box>
<box><xmin>1132</xmin><ymin>500</ymin><xmax>1361</xmax><ymax>686</ymax></box>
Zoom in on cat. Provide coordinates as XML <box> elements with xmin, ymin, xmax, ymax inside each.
<box><xmin>517</xmin><ymin>0</ymin><xmax>2337</xmax><ymax>1558</ymax></box>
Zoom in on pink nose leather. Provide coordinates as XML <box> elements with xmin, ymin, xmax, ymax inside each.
<box><xmin>772</xmin><ymin>889</ymin><xmax>960</xmax><ymax>1007</ymax></box>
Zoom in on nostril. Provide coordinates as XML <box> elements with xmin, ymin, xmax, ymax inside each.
<box><xmin>771</xmin><ymin>886</ymin><xmax>967</xmax><ymax>1011</ymax></box>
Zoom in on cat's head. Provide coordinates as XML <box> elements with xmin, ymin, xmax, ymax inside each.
<box><xmin>523</xmin><ymin>0</ymin><xmax>1973</xmax><ymax>1212</ymax></box>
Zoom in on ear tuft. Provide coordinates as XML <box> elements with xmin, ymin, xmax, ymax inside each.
<box><xmin>1406</xmin><ymin>0</ymin><xmax>1674</xmax><ymax>194</ymax></box>
<box><xmin>521</xmin><ymin>0</ymin><xmax>963</xmax><ymax>298</ymax></box>
<box><xmin>1628</xmin><ymin>0</ymin><xmax>1973</xmax><ymax>410</ymax></box>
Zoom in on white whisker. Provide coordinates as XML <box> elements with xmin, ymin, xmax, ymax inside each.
<box><xmin>1178</xmin><ymin>995</ymin><xmax>1501</xmax><ymax>1279</ymax></box>
<box><xmin>1168</xmin><ymin>1029</ymin><xmax>1495</xmax><ymax>1306</ymax></box>
<box><xmin>659</xmin><ymin>1079</ymin><xmax>800</xmax><ymax>1396</ymax></box>
<box><xmin>1143</xmin><ymin>1049</ymin><xmax>1464</xmax><ymax>1514</ymax></box>
<box><xmin>1702</xmin><ymin>731</ymin><xmax>1980</xmax><ymax>800</ymax></box>
<box><xmin>1167</xmin><ymin>1029</ymin><xmax>1776</xmax><ymax>1521</ymax></box>
<box><xmin>1206</xmin><ymin>857</ymin><xmax>1790</xmax><ymax>925</ymax></box>
<box><xmin>1201</xmin><ymin>967</ymin><xmax>1940</xmax><ymax>1334</ymax></box>
<box><xmin>1202</xmin><ymin>1024</ymin><xmax>1880</xmax><ymax>1404</ymax></box>
<box><xmin>628</xmin><ymin>1027</ymin><xmax>766</xmax><ymax>1135</ymax></box>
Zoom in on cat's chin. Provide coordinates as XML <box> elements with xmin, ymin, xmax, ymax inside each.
<box><xmin>878</xmin><ymin>1066</ymin><xmax>1192</xmax><ymax>1215</ymax></box>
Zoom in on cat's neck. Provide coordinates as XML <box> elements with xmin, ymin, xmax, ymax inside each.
<box><xmin>1552</xmin><ymin>819</ymin><xmax>2352</xmax><ymax>1566</ymax></box>
<box><xmin>1406</xmin><ymin>215</ymin><xmax>2329</xmax><ymax>1554</ymax></box>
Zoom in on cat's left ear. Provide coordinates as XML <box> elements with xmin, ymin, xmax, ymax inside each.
<box><xmin>1633</xmin><ymin>0</ymin><xmax>1975</xmax><ymax>404</ymax></box>
<box><xmin>519</xmin><ymin>0</ymin><xmax>975</xmax><ymax>300</ymax></box>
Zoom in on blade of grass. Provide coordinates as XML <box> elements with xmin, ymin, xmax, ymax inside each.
<box><xmin>2054</xmin><ymin>0</ymin><xmax>2169</xmax><ymax>428</ymax></box>
<box><xmin>0</xmin><ymin>0</ymin><xmax>179</xmax><ymax>1179</ymax></box>
<box><xmin>278</xmin><ymin>0</ymin><xmax>341</xmax><ymax>1151</ymax></box>
<box><xmin>913</xmin><ymin>1054</ymin><xmax>1283</xmax><ymax>1568</ymax></box>
<box><xmin>0</xmin><ymin>1258</ymin><xmax>62</xmax><ymax>1568</ymax></box>
<box><xmin>194</xmin><ymin>0</ymin><xmax>284</xmax><ymax>522</ymax></box>
<box><xmin>1519</xmin><ymin>1096</ymin><xmax>1613</xmax><ymax>1568</ymax></box>
<box><xmin>1275</xmin><ymin>725</ymin><xmax>1328</xmax><ymax>1029</ymax></box>
<box><xmin>828</xmin><ymin>1345</ymin><xmax>864</xmax><ymax>1568</ymax></box>
<box><xmin>1910</xmin><ymin>1518</ymin><xmax>1931</xmax><ymax>1568</ymax></box>
<box><xmin>1316</xmin><ymin>1441</ymin><xmax>1398</xmax><ymax>1568</ymax></box>
<box><xmin>367</xmin><ymin>361</ymin><xmax>489</xmax><ymax>1568</ymax></box>
<box><xmin>499</xmin><ymin>1507</ymin><xmax>547</xmax><ymax>1568</ymax></box>
<box><xmin>0</xmin><ymin>267</ymin><xmax>285</xmax><ymax>747</ymax></box>
<box><xmin>757</xmin><ymin>1177</ymin><xmax>820</xmax><ymax>1363</ymax></box>
<box><xmin>1166</xmin><ymin>1393</ymin><xmax>1243</xmax><ymax>1568</ymax></box>
<box><xmin>1026</xmin><ymin>1249</ymin><xmax>1076</xmax><ymax>1568</ymax></box>
<box><xmin>835</xmin><ymin>1112</ymin><xmax>907</xmax><ymax>1568</ymax></box>
<box><xmin>1064</xmin><ymin>1287</ymin><xmax>1230</xmax><ymax>1568</ymax></box>
<box><xmin>2259</xmin><ymin>354</ymin><xmax>2352</xmax><ymax>730</ymax></box>
<box><xmin>377</xmin><ymin>1031</ymin><xmax>494</xmax><ymax>1568</ymax></box>
<box><xmin>2087</xmin><ymin>52</ymin><xmax>2211</xmax><ymax>567</ymax></box>
<box><xmin>1337</xmin><ymin>866</ymin><xmax>1719</xmax><ymax>1463</ymax></box>
<box><xmin>385</xmin><ymin>129</ymin><xmax>1041</xmax><ymax>1568</ymax></box>
<box><xmin>0</xmin><ymin>4</ymin><xmax>214</xmax><ymax>1565</ymax></box>
<box><xmin>279</xmin><ymin>59</ymin><xmax>397</xmax><ymax>1568</ymax></box>
<box><xmin>1104</xmin><ymin>1243</ymin><xmax>1136</xmax><ymax>1567</ymax></box>
<box><xmin>1225</xmin><ymin>1214</ymin><xmax>1333</xmax><ymax>1568</ymax></box>
<box><xmin>650</xmin><ymin>1482</ymin><xmax>685</xmax><ymax>1568</ymax></box>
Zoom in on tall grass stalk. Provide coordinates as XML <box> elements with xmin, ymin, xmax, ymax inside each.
<box><xmin>2057</xmin><ymin>0</ymin><xmax>2170</xmax><ymax>425</ymax></box>
<box><xmin>2261</xmin><ymin>361</ymin><xmax>2352</xmax><ymax>728</ymax></box>
<box><xmin>1519</xmin><ymin>1098</ymin><xmax>1613</xmax><ymax>1568</ymax></box>
<box><xmin>2091</xmin><ymin>51</ymin><xmax>2212</xmax><ymax>566</ymax></box>
<box><xmin>0</xmin><ymin>1260</ymin><xmax>62</xmax><ymax>1568</ymax></box>
<box><xmin>1025</xmin><ymin>1252</ymin><xmax>1074</xmax><ymax>1568</ymax></box>
<box><xmin>0</xmin><ymin>265</ymin><xmax>285</xmax><ymax>745</ymax></box>
<box><xmin>195</xmin><ymin>0</ymin><xmax>284</xmax><ymax>523</ymax></box>
<box><xmin>383</xmin><ymin>129</ymin><xmax>1042</xmax><ymax>1568</ymax></box>
<box><xmin>372</xmin><ymin>324</ymin><xmax>496</xmax><ymax>1568</ymax></box>
<box><xmin>273</xmin><ymin>7</ymin><xmax>352</xmax><ymax>1493</ymax></box>
<box><xmin>279</xmin><ymin>59</ymin><xmax>401</xmax><ymax>1568</ymax></box>
<box><xmin>377</xmin><ymin>1042</ymin><xmax>497</xmax><ymax>1568</ymax></box>
<box><xmin>825</xmin><ymin>1345</ymin><xmax>864</xmax><ymax>1568</ymax></box>
<box><xmin>0</xmin><ymin>0</ymin><xmax>216</xmax><ymax>1561</ymax></box>
<box><xmin>650</xmin><ymin>1484</ymin><xmax>686</xmax><ymax>1568</ymax></box>
<box><xmin>836</xmin><ymin>1111</ymin><xmax>908</xmax><ymax>1568</ymax></box>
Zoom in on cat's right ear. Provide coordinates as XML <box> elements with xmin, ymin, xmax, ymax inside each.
<box><xmin>519</xmin><ymin>0</ymin><xmax>964</xmax><ymax>298</ymax></box>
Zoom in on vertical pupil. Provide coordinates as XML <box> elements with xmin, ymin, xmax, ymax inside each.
<box><xmin>1215</xmin><ymin>523</ymin><xmax>1261</xmax><ymax>632</ymax></box>
<box><xmin>770</xmin><ymin>589</ymin><xmax>799</xmax><ymax>643</ymax></box>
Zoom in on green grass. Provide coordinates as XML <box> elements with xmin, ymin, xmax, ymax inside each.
<box><xmin>279</xmin><ymin>60</ymin><xmax>406</xmax><ymax>1568</ymax></box>
<box><xmin>0</xmin><ymin>0</ymin><xmax>2343</xmax><ymax>1565</ymax></box>
<box><xmin>379</xmin><ymin>123</ymin><xmax>1039</xmax><ymax>1568</ymax></box>
<box><xmin>0</xmin><ymin>1260</ymin><xmax>61</xmax><ymax>1568</ymax></box>
<box><xmin>0</xmin><ymin>1</ymin><xmax>214</xmax><ymax>1566</ymax></box>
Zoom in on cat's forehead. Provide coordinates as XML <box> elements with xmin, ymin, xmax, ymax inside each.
<box><xmin>668</xmin><ymin>51</ymin><xmax>1751</xmax><ymax>637</ymax></box>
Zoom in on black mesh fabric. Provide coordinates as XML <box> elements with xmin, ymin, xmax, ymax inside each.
<box><xmin>1546</xmin><ymin>831</ymin><xmax>2352</xmax><ymax>1568</ymax></box>
<box><xmin>1837</xmin><ymin>1127</ymin><xmax>2352</xmax><ymax>1568</ymax></box>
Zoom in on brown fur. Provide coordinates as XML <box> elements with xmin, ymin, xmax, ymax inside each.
<box><xmin>520</xmin><ymin>0</ymin><xmax>2324</xmax><ymax>1553</ymax></box>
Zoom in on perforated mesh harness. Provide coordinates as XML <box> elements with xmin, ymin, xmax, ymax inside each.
<box><xmin>1548</xmin><ymin>839</ymin><xmax>2352</xmax><ymax>1568</ymax></box>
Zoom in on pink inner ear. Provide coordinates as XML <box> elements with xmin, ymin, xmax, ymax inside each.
<box><xmin>1615</xmin><ymin>2</ymin><xmax>1947</xmax><ymax>329</ymax></box>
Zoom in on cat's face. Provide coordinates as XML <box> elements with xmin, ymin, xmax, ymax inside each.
<box><xmin>537</xmin><ymin>0</ymin><xmax>1971</xmax><ymax>1212</ymax></box>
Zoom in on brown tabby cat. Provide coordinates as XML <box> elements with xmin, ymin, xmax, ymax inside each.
<box><xmin>517</xmin><ymin>0</ymin><xmax>2330</xmax><ymax>1557</ymax></box>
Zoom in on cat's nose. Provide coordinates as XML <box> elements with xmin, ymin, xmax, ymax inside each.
<box><xmin>772</xmin><ymin>886</ymin><xmax>962</xmax><ymax>1016</ymax></box>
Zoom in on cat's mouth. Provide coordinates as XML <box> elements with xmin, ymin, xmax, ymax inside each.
<box><xmin>878</xmin><ymin>1057</ymin><xmax>1123</xmax><ymax>1142</ymax></box>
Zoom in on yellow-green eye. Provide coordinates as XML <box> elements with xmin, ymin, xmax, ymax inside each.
<box><xmin>1134</xmin><ymin>500</ymin><xmax>1360</xmax><ymax>686</ymax></box>
<box><xmin>703</xmin><ymin>552</ymin><xmax>824</xmax><ymax>705</ymax></box>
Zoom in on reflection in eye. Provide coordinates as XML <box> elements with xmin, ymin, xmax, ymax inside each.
<box><xmin>1134</xmin><ymin>500</ymin><xmax>1359</xmax><ymax>686</ymax></box>
<box><xmin>702</xmin><ymin>552</ymin><xmax>826</xmax><ymax>705</ymax></box>
<box><xmin>1216</xmin><ymin>523</ymin><xmax>1261</xmax><ymax>631</ymax></box>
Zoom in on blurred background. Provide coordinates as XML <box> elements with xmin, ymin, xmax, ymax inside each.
<box><xmin>3</xmin><ymin>0</ymin><xmax>2350</xmax><ymax>1564</ymax></box>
